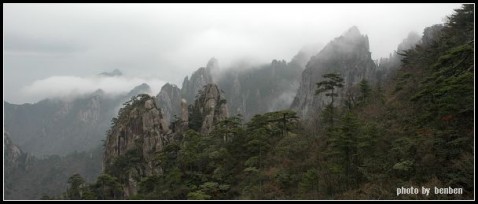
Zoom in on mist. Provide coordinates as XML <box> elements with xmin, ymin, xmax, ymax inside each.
<box><xmin>18</xmin><ymin>75</ymin><xmax>165</xmax><ymax>103</ymax></box>
<box><xmin>3</xmin><ymin>3</ymin><xmax>462</xmax><ymax>104</ymax></box>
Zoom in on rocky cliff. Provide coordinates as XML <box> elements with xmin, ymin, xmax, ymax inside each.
<box><xmin>103</xmin><ymin>94</ymin><xmax>172</xmax><ymax>198</ymax></box>
<box><xmin>181</xmin><ymin>58</ymin><xmax>216</xmax><ymax>103</ymax></box>
<box><xmin>291</xmin><ymin>26</ymin><xmax>378</xmax><ymax>117</ymax></box>
<box><xmin>155</xmin><ymin>83</ymin><xmax>182</xmax><ymax>123</ymax></box>
<box><xmin>189</xmin><ymin>84</ymin><xmax>229</xmax><ymax>134</ymax></box>
<box><xmin>5</xmin><ymin>132</ymin><xmax>32</xmax><ymax>173</ymax></box>
<box><xmin>180</xmin><ymin>52</ymin><xmax>310</xmax><ymax>121</ymax></box>
<box><xmin>102</xmin><ymin>83</ymin><xmax>228</xmax><ymax>198</ymax></box>
<box><xmin>217</xmin><ymin>57</ymin><xmax>305</xmax><ymax>120</ymax></box>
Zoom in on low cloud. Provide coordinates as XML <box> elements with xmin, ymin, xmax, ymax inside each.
<box><xmin>21</xmin><ymin>75</ymin><xmax>166</xmax><ymax>102</ymax></box>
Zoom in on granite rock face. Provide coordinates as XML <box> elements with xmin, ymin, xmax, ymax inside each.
<box><xmin>4</xmin><ymin>132</ymin><xmax>32</xmax><ymax>172</ymax></box>
<box><xmin>181</xmin><ymin>58</ymin><xmax>216</xmax><ymax>104</ymax></box>
<box><xmin>103</xmin><ymin>95</ymin><xmax>171</xmax><ymax>198</ymax></box>
<box><xmin>155</xmin><ymin>83</ymin><xmax>182</xmax><ymax>123</ymax></box>
<box><xmin>291</xmin><ymin>26</ymin><xmax>378</xmax><ymax>118</ymax></box>
<box><xmin>188</xmin><ymin>84</ymin><xmax>229</xmax><ymax>134</ymax></box>
<box><xmin>217</xmin><ymin>58</ymin><xmax>305</xmax><ymax>120</ymax></box>
<box><xmin>102</xmin><ymin>83</ymin><xmax>228</xmax><ymax>198</ymax></box>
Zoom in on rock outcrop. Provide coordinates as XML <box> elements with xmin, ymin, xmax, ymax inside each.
<box><xmin>102</xmin><ymin>83</ymin><xmax>228</xmax><ymax>198</ymax></box>
<box><xmin>217</xmin><ymin>58</ymin><xmax>304</xmax><ymax>120</ymax></box>
<box><xmin>180</xmin><ymin>99</ymin><xmax>189</xmax><ymax>130</ymax></box>
<box><xmin>181</xmin><ymin>58</ymin><xmax>216</xmax><ymax>103</ymax></box>
<box><xmin>291</xmin><ymin>26</ymin><xmax>378</xmax><ymax>117</ymax></box>
<box><xmin>103</xmin><ymin>94</ymin><xmax>171</xmax><ymax>198</ymax></box>
<box><xmin>155</xmin><ymin>83</ymin><xmax>182</xmax><ymax>123</ymax></box>
<box><xmin>189</xmin><ymin>84</ymin><xmax>229</xmax><ymax>134</ymax></box>
<box><xmin>4</xmin><ymin>132</ymin><xmax>32</xmax><ymax>172</ymax></box>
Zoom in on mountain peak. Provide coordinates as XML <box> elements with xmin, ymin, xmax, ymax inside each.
<box><xmin>99</xmin><ymin>69</ymin><xmax>122</xmax><ymax>77</ymax></box>
<box><xmin>207</xmin><ymin>57</ymin><xmax>219</xmax><ymax>69</ymax></box>
<box><xmin>342</xmin><ymin>26</ymin><xmax>362</xmax><ymax>38</ymax></box>
<box><xmin>128</xmin><ymin>83</ymin><xmax>151</xmax><ymax>97</ymax></box>
<box><xmin>291</xmin><ymin>25</ymin><xmax>376</xmax><ymax>117</ymax></box>
<box><xmin>161</xmin><ymin>83</ymin><xmax>178</xmax><ymax>91</ymax></box>
<box><xmin>181</xmin><ymin>65</ymin><xmax>214</xmax><ymax>103</ymax></box>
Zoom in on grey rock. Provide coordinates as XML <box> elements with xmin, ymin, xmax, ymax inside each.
<box><xmin>181</xmin><ymin>59</ymin><xmax>216</xmax><ymax>103</ymax></box>
<box><xmin>291</xmin><ymin>26</ymin><xmax>378</xmax><ymax>118</ymax></box>
<box><xmin>103</xmin><ymin>95</ymin><xmax>171</xmax><ymax>198</ymax></box>
<box><xmin>155</xmin><ymin>83</ymin><xmax>181</xmax><ymax>123</ymax></box>
<box><xmin>190</xmin><ymin>84</ymin><xmax>229</xmax><ymax>134</ymax></box>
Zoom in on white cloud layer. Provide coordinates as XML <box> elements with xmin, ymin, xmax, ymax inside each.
<box><xmin>20</xmin><ymin>75</ymin><xmax>165</xmax><ymax>102</ymax></box>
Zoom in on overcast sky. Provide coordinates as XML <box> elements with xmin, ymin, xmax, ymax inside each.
<box><xmin>4</xmin><ymin>3</ymin><xmax>462</xmax><ymax>104</ymax></box>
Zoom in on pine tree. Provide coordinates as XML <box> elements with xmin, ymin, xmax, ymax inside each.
<box><xmin>359</xmin><ymin>79</ymin><xmax>371</xmax><ymax>103</ymax></box>
<box><xmin>315</xmin><ymin>73</ymin><xmax>345</xmax><ymax>107</ymax></box>
<box><xmin>315</xmin><ymin>73</ymin><xmax>344</xmax><ymax>128</ymax></box>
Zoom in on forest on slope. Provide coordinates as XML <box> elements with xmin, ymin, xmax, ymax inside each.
<box><xmin>54</xmin><ymin>4</ymin><xmax>473</xmax><ymax>200</ymax></box>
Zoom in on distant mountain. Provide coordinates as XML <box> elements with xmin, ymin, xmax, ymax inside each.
<box><xmin>4</xmin><ymin>132</ymin><xmax>33</xmax><ymax>176</ymax></box>
<box><xmin>128</xmin><ymin>83</ymin><xmax>152</xmax><ymax>96</ymax></box>
<box><xmin>376</xmin><ymin>31</ymin><xmax>423</xmax><ymax>84</ymax></box>
<box><xmin>175</xmin><ymin>51</ymin><xmax>309</xmax><ymax>121</ymax></box>
<box><xmin>98</xmin><ymin>69</ymin><xmax>123</xmax><ymax>77</ymax></box>
<box><xmin>4</xmin><ymin>83</ymin><xmax>152</xmax><ymax>157</ymax></box>
<box><xmin>217</xmin><ymin>58</ymin><xmax>303</xmax><ymax>120</ymax></box>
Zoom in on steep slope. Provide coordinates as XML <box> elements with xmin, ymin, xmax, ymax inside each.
<box><xmin>217</xmin><ymin>59</ymin><xmax>303</xmax><ymax>120</ymax></box>
<box><xmin>181</xmin><ymin>58</ymin><xmax>216</xmax><ymax>104</ymax></box>
<box><xmin>188</xmin><ymin>84</ymin><xmax>229</xmax><ymax>134</ymax></box>
<box><xmin>103</xmin><ymin>94</ymin><xmax>172</xmax><ymax>198</ymax></box>
<box><xmin>155</xmin><ymin>83</ymin><xmax>182</xmax><ymax>123</ymax></box>
<box><xmin>180</xmin><ymin>47</ymin><xmax>313</xmax><ymax>121</ymax></box>
<box><xmin>291</xmin><ymin>26</ymin><xmax>377</xmax><ymax>117</ymax></box>
<box><xmin>4</xmin><ymin>132</ymin><xmax>33</xmax><ymax>176</ymax></box>
<box><xmin>5</xmin><ymin>132</ymin><xmax>32</xmax><ymax>199</ymax></box>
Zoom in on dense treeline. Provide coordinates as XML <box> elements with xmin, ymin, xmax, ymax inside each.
<box><xmin>58</xmin><ymin>4</ymin><xmax>473</xmax><ymax>200</ymax></box>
